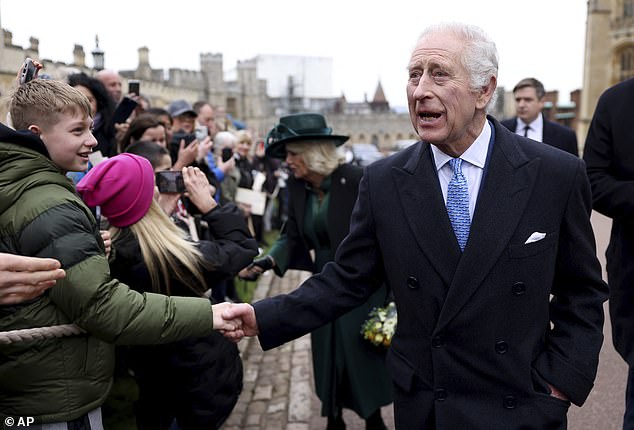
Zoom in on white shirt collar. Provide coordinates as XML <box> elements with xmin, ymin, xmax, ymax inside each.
<box><xmin>517</xmin><ymin>114</ymin><xmax>543</xmax><ymax>133</ymax></box>
<box><xmin>431</xmin><ymin>120</ymin><xmax>491</xmax><ymax>171</ymax></box>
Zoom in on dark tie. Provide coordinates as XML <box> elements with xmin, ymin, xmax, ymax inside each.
<box><xmin>447</xmin><ymin>158</ymin><xmax>470</xmax><ymax>251</ymax></box>
<box><xmin>523</xmin><ymin>125</ymin><xmax>530</xmax><ymax>137</ymax></box>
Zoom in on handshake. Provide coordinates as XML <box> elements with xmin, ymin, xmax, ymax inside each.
<box><xmin>211</xmin><ymin>302</ymin><xmax>260</xmax><ymax>342</ymax></box>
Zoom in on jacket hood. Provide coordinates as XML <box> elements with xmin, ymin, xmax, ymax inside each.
<box><xmin>0</xmin><ymin>122</ymin><xmax>50</xmax><ymax>158</ymax></box>
<box><xmin>0</xmin><ymin>123</ymin><xmax>75</xmax><ymax>214</ymax></box>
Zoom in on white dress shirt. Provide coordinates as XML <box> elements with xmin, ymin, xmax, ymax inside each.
<box><xmin>515</xmin><ymin>114</ymin><xmax>544</xmax><ymax>142</ymax></box>
<box><xmin>431</xmin><ymin>121</ymin><xmax>491</xmax><ymax>220</ymax></box>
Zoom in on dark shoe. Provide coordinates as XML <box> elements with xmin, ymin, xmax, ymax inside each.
<box><xmin>365</xmin><ymin>409</ymin><xmax>387</xmax><ymax>430</ymax></box>
<box><xmin>326</xmin><ymin>414</ymin><xmax>346</xmax><ymax>430</ymax></box>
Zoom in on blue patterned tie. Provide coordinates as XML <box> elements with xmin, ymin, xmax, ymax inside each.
<box><xmin>447</xmin><ymin>158</ymin><xmax>470</xmax><ymax>251</ymax></box>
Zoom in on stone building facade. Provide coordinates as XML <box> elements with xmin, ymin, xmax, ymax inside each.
<box><xmin>579</xmin><ymin>0</ymin><xmax>634</xmax><ymax>146</ymax></box>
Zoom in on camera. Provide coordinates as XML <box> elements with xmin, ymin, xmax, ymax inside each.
<box><xmin>156</xmin><ymin>170</ymin><xmax>186</xmax><ymax>193</ymax></box>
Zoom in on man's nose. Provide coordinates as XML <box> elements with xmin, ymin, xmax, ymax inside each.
<box><xmin>412</xmin><ymin>74</ymin><xmax>432</xmax><ymax>100</ymax></box>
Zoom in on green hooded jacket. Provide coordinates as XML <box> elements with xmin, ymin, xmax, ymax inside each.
<box><xmin>0</xmin><ymin>125</ymin><xmax>215</xmax><ymax>423</ymax></box>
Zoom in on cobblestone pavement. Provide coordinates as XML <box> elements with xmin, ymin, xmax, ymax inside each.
<box><xmin>221</xmin><ymin>269</ymin><xmax>395</xmax><ymax>430</ymax></box>
<box><xmin>223</xmin><ymin>212</ymin><xmax>625</xmax><ymax>430</ymax></box>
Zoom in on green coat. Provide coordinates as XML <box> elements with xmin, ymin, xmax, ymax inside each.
<box><xmin>268</xmin><ymin>164</ymin><xmax>393</xmax><ymax>418</ymax></box>
<box><xmin>0</xmin><ymin>128</ymin><xmax>214</xmax><ymax>423</ymax></box>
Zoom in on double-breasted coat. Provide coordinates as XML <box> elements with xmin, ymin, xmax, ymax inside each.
<box><xmin>254</xmin><ymin>118</ymin><xmax>607</xmax><ymax>429</ymax></box>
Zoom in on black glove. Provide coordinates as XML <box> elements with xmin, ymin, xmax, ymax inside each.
<box><xmin>251</xmin><ymin>255</ymin><xmax>275</xmax><ymax>272</ymax></box>
<box><xmin>239</xmin><ymin>256</ymin><xmax>275</xmax><ymax>281</ymax></box>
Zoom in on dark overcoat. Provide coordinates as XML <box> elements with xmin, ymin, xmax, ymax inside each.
<box><xmin>583</xmin><ymin>77</ymin><xmax>634</xmax><ymax>366</ymax></box>
<box><xmin>255</xmin><ymin>118</ymin><xmax>607</xmax><ymax>429</ymax></box>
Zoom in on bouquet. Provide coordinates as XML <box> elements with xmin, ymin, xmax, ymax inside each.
<box><xmin>360</xmin><ymin>301</ymin><xmax>397</xmax><ymax>348</ymax></box>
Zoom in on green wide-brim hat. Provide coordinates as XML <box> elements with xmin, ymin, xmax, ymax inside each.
<box><xmin>265</xmin><ymin>113</ymin><xmax>349</xmax><ymax>159</ymax></box>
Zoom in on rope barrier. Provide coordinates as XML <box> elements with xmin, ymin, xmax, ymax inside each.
<box><xmin>0</xmin><ymin>324</ymin><xmax>85</xmax><ymax>345</ymax></box>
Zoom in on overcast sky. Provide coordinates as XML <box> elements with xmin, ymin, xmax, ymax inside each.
<box><xmin>1</xmin><ymin>0</ymin><xmax>587</xmax><ymax>108</ymax></box>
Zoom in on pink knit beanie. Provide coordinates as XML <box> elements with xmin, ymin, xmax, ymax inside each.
<box><xmin>77</xmin><ymin>153</ymin><xmax>155</xmax><ymax>228</ymax></box>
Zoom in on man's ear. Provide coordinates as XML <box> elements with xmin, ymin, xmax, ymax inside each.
<box><xmin>476</xmin><ymin>76</ymin><xmax>497</xmax><ymax>109</ymax></box>
<box><xmin>27</xmin><ymin>125</ymin><xmax>41</xmax><ymax>136</ymax></box>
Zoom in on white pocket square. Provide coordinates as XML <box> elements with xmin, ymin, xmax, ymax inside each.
<box><xmin>524</xmin><ymin>232</ymin><xmax>546</xmax><ymax>244</ymax></box>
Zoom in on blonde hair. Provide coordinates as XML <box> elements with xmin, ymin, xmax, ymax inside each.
<box><xmin>286</xmin><ymin>140</ymin><xmax>345</xmax><ymax>176</ymax></box>
<box><xmin>111</xmin><ymin>200</ymin><xmax>210</xmax><ymax>295</ymax></box>
<box><xmin>10</xmin><ymin>79</ymin><xmax>92</xmax><ymax>131</ymax></box>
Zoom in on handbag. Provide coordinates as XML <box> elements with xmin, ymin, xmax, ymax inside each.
<box><xmin>360</xmin><ymin>301</ymin><xmax>397</xmax><ymax>348</ymax></box>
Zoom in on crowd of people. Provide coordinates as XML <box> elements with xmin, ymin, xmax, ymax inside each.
<box><xmin>1</xmin><ymin>18</ymin><xmax>633</xmax><ymax>430</ymax></box>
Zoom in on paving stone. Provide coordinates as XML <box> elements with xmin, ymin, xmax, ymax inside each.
<box><xmin>253</xmin><ymin>384</ymin><xmax>273</xmax><ymax>401</ymax></box>
<box><xmin>288</xmin><ymin>379</ymin><xmax>312</xmax><ymax>422</ymax></box>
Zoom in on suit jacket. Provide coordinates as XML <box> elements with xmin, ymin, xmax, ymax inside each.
<box><xmin>501</xmin><ymin>115</ymin><xmax>579</xmax><ymax>156</ymax></box>
<box><xmin>583</xmin><ymin>77</ymin><xmax>634</xmax><ymax>366</ymax></box>
<box><xmin>254</xmin><ymin>117</ymin><xmax>607</xmax><ymax>429</ymax></box>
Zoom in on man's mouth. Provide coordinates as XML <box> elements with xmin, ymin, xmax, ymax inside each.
<box><xmin>418</xmin><ymin>112</ymin><xmax>442</xmax><ymax>122</ymax></box>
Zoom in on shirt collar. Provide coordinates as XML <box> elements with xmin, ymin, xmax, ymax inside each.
<box><xmin>517</xmin><ymin>113</ymin><xmax>543</xmax><ymax>131</ymax></box>
<box><xmin>431</xmin><ymin>120</ymin><xmax>491</xmax><ymax>171</ymax></box>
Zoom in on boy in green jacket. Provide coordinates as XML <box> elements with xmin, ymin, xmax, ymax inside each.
<box><xmin>0</xmin><ymin>78</ymin><xmax>238</xmax><ymax>426</ymax></box>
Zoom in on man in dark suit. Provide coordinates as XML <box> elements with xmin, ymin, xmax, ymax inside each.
<box><xmin>220</xmin><ymin>22</ymin><xmax>607</xmax><ymax>429</ymax></box>
<box><xmin>501</xmin><ymin>77</ymin><xmax>579</xmax><ymax>156</ymax></box>
<box><xmin>583</xmin><ymin>77</ymin><xmax>634</xmax><ymax>430</ymax></box>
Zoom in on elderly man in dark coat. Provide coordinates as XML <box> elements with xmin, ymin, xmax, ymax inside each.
<box><xmin>221</xmin><ymin>22</ymin><xmax>607</xmax><ymax>430</ymax></box>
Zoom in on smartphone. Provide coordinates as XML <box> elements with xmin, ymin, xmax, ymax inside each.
<box><xmin>19</xmin><ymin>58</ymin><xmax>38</xmax><ymax>85</ymax></box>
<box><xmin>156</xmin><ymin>171</ymin><xmax>186</xmax><ymax>193</ymax></box>
<box><xmin>173</xmin><ymin>132</ymin><xmax>197</xmax><ymax>146</ymax></box>
<box><xmin>195</xmin><ymin>126</ymin><xmax>208</xmax><ymax>142</ymax></box>
<box><xmin>128</xmin><ymin>79</ymin><xmax>140</xmax><ymax>95</ymax></box>
<box><xmin>222</xmin><ymin>147</ymin><xmax>233</xmax><ymax>162</ymax></box>
<box><xmin>112</xmin><ymin>96</ymin><xmax>138</xmax><ymax>124</ymax></box>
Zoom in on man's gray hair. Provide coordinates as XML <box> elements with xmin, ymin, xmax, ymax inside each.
<box><xmin>418</xmin><ymin>22</ymin><xmax>499</xmax><ymax>110</ymax></box>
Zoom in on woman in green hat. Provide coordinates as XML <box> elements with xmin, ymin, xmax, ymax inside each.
<box><xmin>240</xmin><ymin>113</ymin><xmax>392</xmax><ymax>430</ymax></box>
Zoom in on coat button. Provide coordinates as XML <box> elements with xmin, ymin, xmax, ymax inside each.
<box><xmin>512</xmin><ymin>282</ymin><xmax>526</xmax><ymax>295</ymax></box>
<box><xmin>503</xmin><ymin>395</ymin><xmax>517</xmax><ymax>409</ymax></box>
<box><xmin>435</xmin><ymin>388</ymin><xmax>447</xmax><ymax>401</ymax></box>
<box><xmin>495</xmin><ymin>341</ymin><xmax>509</xmax><ymax>354</ymax></box>
<box><xmin>406</xmin><ymin>276</ymin><xmax>419</xmax><ymax>289</ymax></box>
<box><xmin>432</xmin><ymin>335</ymin><xmax>444</xmax><ymax>348</ymax></box>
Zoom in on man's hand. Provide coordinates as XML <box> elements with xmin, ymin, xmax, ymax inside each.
<box><xmin>173</xmin><ymin>140</ymin><xmax>199</xmax><ymax>170</ymax></box>
<box><xmin>220</xmin><ymin>303</ymin><xmax>259</xmax><ymax>342</ymax></box>
<box><xmin>547</xmin><ymin>383</ymin><xmax>569</xmax><ymax>402</ymax></box>
<box><xmin>217</xmin><ymin>155</ymin><xmax>235</xmax><ymax>174</ymax></box>
<box><xmin>196</xmin><ymin>136</ymin><xmax>213</xmax><ymax>163</ymax></box>
<box><xmin>0</xmin><ymin>253</ymin><xmax>66</xmax><ymax>305</ymax></box>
